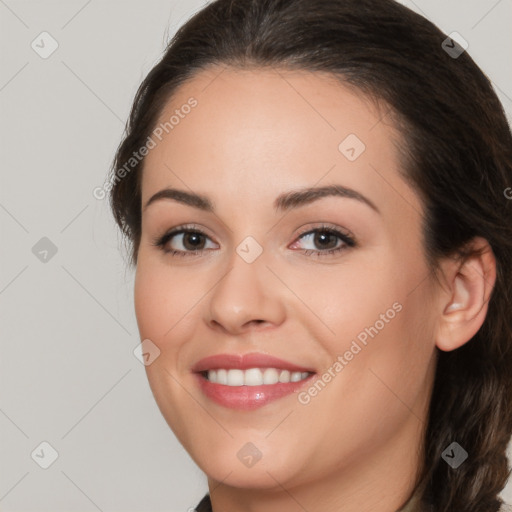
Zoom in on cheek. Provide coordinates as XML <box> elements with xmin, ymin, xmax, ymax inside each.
<box><xmin>308</xmin><ymin>251</ymin><xmax>435</xmax><ymax>416</ymax></box>
<box><xmin>299</xmin><ymin>254</ymin><xmax>400</xmax><ymax>342</ymax></box>
<box><xmin>134</xmin><ymin>262</ymin><xmax>164</xmax><ymax>339</ymax></box>
<box><xmin>133</xmin><ymin>259</ymin><xmax>204</xmax><ymax>440</ymax></box>
<box><xmin>133</xmin><ymin>257</ymin><xmax>203</xmax><ymax>343</ymax></box>
<box><xmin>304</xmin><ymin>304</ymin><xmax>434</xmax><ymax>462</ymax></box>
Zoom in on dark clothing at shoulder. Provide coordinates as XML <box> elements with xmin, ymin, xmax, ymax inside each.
<box><xmin>193</xmin><ymin>492</ymin><xmax>512</xmax><ymax>511</ymax></box>
<box><xmin>194</xmin><ymin>494</ymin><xmax>212</xmax><ymax>512</ymax></box>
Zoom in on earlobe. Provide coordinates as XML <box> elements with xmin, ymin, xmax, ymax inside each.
<box><xmin>435</xmin><ymin>238</ymin><xmax>497</xmax><ymax>352</ymax></box>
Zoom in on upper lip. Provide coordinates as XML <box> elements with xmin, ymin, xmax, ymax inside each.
<box><xmin>192</xmin><ymin>352</ymin><xmax>316</xmax><ymax>373</ymax></box>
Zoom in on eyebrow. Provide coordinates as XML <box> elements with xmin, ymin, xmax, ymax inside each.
<box><xmin>143</xmin><ymin>184</ymin><xmax>380</xmax><ymax>214</ymax></box>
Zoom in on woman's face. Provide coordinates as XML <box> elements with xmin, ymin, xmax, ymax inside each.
<box><xmin>134</xmin><ymin>66</ymin><xmax>439</xmax><ymax>492</ymax></box>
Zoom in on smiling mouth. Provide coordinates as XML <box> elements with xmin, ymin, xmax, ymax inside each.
<box><xmin>192</xmin><ymin>352</ymin><xmax>317</xmax><ymax>409</ymax></box>
<box><xmin>201</xmin><ymin>367</ymin><xmax>313</xmax><ymax>386</ymax></box>
<box><xmin>195</xmin><ymin>368</ymin><xmax>316</xmax><ymax>410</ymax></box>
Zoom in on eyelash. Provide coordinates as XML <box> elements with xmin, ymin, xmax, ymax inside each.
<box><xmin>151</xmin><ymin>223</ymin><xmax>356</xmax><ymax>259</ymax></box>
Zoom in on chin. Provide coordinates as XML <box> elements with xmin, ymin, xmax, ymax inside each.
<box><xmin>203</xmin><ymin>463</ymin><xmax>294</xmax><ymax>490</ymax></box>
<box><xmin>190</xmin><ymin>440</ymin><xmax>301</xmax><ymax>490</ymax></box>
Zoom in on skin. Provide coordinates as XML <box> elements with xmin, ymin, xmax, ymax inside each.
<box><xmin>133</xmin><ymin>66</ymin><xmax>496</xmax><ymax>511</ymax></box>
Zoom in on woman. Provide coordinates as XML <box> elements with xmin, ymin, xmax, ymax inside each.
<box><xmin>108</xmin><ymin>0</ymin><xmax>512</xmax><ymax>510</ymax></box>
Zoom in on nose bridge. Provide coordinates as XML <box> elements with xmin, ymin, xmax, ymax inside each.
<box><xmin>205</xmin><ymin>238</ymin><xmax>285</xmax><ymax>333</ymax></box>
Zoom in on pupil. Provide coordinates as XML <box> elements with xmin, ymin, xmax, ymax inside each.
<box><xmin>185</xmin><ymin>233</ymin><xmax>204</xmax><ymax>250</ymax></box>
<box><xmin>315</xmin><ymin>231</ymin><xmax>336</xmax><ymax>249</ymax></box>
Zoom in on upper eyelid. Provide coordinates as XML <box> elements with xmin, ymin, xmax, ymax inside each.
<box><xmin>160</xmin><ymin>226</ymin><xmax>219</xmax><ymax>246</ymax></box>
<box><xmin>295</xmin><ymin>223</ymin><xmax>354</xmax><ymax>239</ymax></box>
<box><xmin>161</xmin><ymin>223</ymin><xmax>349</xmax><ymax>238</ymax></box>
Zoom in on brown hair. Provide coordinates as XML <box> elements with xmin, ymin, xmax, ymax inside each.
<box><xmin>108</xmin><ymin>0</ymin><xmax>512</xmax><ymax>510</ymax></box>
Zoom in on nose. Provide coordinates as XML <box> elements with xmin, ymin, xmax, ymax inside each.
<box><xmin>204</xmin><ymin>249</ymin><xmax>286</xmax><ymax>335</ymax></box>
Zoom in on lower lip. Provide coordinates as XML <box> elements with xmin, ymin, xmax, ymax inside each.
<box><xmin>194</xmin><ymin>373</ymin><xmax>315</xmax><ymax>410</ymax></box>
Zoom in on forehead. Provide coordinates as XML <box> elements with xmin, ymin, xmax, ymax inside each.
<box><xmin>141</xmin><ymin>65</ymin><xmax>419</xmax><ymax>220</ymax></box>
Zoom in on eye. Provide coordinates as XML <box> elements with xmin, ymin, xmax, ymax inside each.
<box><xmin>152</xmin><ymin>223</ymin><xmax>356</xmax><ymax>258</ymax></box>
<box><xmin>290</xmin><ymin>224</ymin><xmax>356</xmax><ymax>257</ymax></box>
<box><xmin>152</xmin><ymin>225</ymin><xmax>218</xmax><ymax>257</ymax></box>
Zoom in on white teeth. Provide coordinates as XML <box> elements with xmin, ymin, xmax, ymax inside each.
<box><xmin>291</xmin><ymin>371</ymin><xmax>303</xmax><ymax>382</ymax></box>
<box><xmin>216</xmin><ymin>369</ymin><xmax>227</xmax><ymax>385</ymax></box>
<box><xmin>226</xmin><ymin>369</ymin><xmax>244</xmax><ymax>387</ymax></box>
<box><xmin>262</xmin><ymin>368</ymin><xmax>279</xmax><ymax>384</ymax></box>
<box><xmin>244</xmin><ymin>368</ymin><xmax>263</xmax><ymax>386</ymax></box>
<box><xmin>205</xmin><ymin>368</ymin><xmax>311</xmax><ymax>386</ymax></box>
<box><xmin>278</xmin><ymin>370</ymin><xmax>290</xmax><ymax>383</ymax></box>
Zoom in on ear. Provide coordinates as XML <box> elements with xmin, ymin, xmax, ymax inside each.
<box><xmin>434</xmin><ymin>237</ymin><xmax>497</xmax><ymax>352</ymax></box>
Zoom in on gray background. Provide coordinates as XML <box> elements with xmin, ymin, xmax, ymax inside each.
<box><xmin>1</xmin><ymin>0</ymin><xmax>511</xmax><ymax>510</ymax></box>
